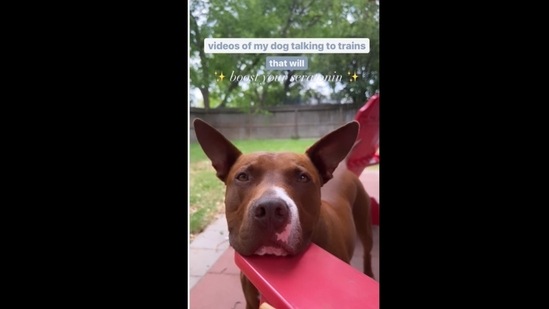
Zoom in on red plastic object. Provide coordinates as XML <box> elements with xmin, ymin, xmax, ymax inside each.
<box><xmin>235</xmin><ymin>243</ymin><xmax>379</xmax><ymax>309</ymax></box>
<box><xmin>347</xmin><ymin>94</ymin><xmax>380</xmax><ymax>176</ymax></box>
<box><xmin>347</xmin><ymin>94</ymin><xmax>380</xmax><ymax>226</ymax></box>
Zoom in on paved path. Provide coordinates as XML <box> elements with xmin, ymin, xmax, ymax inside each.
<box><xmin>189</xmin><ymin>215</ymin><xmax>231</xmax><ymax>289</ymax></box>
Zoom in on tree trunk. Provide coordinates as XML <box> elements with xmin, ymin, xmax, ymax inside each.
<box><xmin>217</xmin><ymin>56</ymin><xmax>262</xmax><ymax>108</ymax></box>
<box><xmin>200</xmin><ymin>87</ymin><xmax>210</xmax><ymax>111</ymax></box>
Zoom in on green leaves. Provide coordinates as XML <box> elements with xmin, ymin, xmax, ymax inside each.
<box><xmin>190</xmin><ymin>0</ymin><xmax>379</xmax><ymax>109</ymax></box>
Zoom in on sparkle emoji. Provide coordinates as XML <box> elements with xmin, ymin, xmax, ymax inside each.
<box><xmin>348</xmin><ymin>71</ymin><xmax>358</xmax><ymax>82</ymax></box>
<box><xmin>215</xmin><ymin>71</ymin><xmax>225</xmax><ymax>82</ymax></box>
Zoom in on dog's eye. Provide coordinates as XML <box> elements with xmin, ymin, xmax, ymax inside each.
<box><xmin>297</xmin><ymin>173</ymin><xmax>310</xmax><ymax>183</ymax></box>
<box><xmin>236</xmin><ymin>172</ymin><xmax>249</xmax><ymax>181</ymax></box>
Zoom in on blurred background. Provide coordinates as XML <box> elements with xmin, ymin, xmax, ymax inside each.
<box><xmin>190</xmin><ymin>0</ymin><xmax>379</xmax><ymax>112</ymax></box>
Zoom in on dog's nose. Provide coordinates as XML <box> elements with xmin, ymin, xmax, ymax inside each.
<box><xmin>252</xmin><ymin>198</ymin><xmax>289</xmax><ymax>229</ymax></box>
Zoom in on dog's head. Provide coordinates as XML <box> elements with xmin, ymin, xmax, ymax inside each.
<box><xmin>193</xmin><ymin>118</ymin><xmax>359</xmax><ymax>256</ymax></box>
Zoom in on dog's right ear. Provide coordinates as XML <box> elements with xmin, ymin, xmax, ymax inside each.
<box><xmin>193</xmin><ymin>118</ymin><xmax>242</xmax><ymax>182</ymax></box>
<box><xmin>306</xmin><ymin>121</ymin><xmax>359</xmax><ymax>184</ymax></box>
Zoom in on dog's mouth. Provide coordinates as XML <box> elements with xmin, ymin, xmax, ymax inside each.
<box><xmin>252</xmin><ymin>237</ymin><xmax>307</xmax><ymax>256</ymax></box>
<box><xmin>254</xmin><ymin>246</ymin><xmax>289</xmax><ymax>256</ymax></box>
<box><xmin>232</xmin><ymin>236</ymin><xmax>310</xmax><ymax>257</ymax></box>
<box><xmin>230</xmin><ymin>220</ymin><xmax>309</xmax><ymax>257</ymax></box>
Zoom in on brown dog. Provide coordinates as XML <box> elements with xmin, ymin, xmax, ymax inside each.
<box><xmin>193</xmin><ymin>119</ymin><xmax>374</xmax><ymax>309</ymax></box>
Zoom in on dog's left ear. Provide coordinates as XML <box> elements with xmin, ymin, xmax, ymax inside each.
<box><xmin>193</xmin><ymin>118</ymin><xmax>242</xmax><ymax>182</ymax></box>
<box><xmin>306</xmin><ymin>121</ymin><xmax>359</xmax><ymax>184</ymax></box>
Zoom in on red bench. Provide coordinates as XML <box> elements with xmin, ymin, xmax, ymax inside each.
<box><xmin>348</xmin><ymin>93</ymin><xmax>380</xmax><ymax>225</ymax></box>
<box><xmin>347</xmin><ymin>93</ymin><xmax>380</xmax><ymax>176</ymax></box>
<box><xmin>235</xmin><ymin>243</ymin><xmax>379</xmax><ymax>309</ymax></box>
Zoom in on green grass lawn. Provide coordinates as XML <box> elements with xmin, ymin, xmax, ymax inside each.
<box><xmin>189</xmin><ymin>138</ymin><xmax>317</xmax><ymax>237</ymax></box>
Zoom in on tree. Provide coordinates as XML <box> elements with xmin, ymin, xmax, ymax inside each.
<box><xmin>189</xmin><ymin>0</ymin><xmax>379</xmax><ymax>110</ymax></box>
<box><xmin>307</xmin><ymin>0</ymin><xmax>380</xmax><ymax>104</ymax></box>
